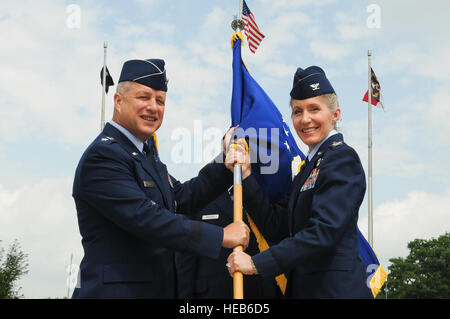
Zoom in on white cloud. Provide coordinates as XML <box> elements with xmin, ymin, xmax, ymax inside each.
<box><xmin>246</xmin><ymin>11</ymin><xmax>312</xmax><ymax>66</ymax></box>
<box><xmin>261</xmin><ymin>11</ymin><xmax>311</xmax><ymax>52</ymax></box>
<box><xmin>426</xmin><ymin>86</ymin><xmax>450</xmax><ymax>145</ymax></box>
<box><xmin>0</xmin><ymin>177</ymin><xmax>82</xmax><ymax>299</ymax></box>
<box><xmin>309</xmin><ymin>39</ymin><xmax>351</xmax><ymax>61</ymax></box>
<box><xmin>0</xmin><ymin>1</ymin><xmax>107</xmax><ymax>145</ymax></box>
<box><xmin>335</xmin><ymin>10</ymin><xmax>371</xmax><ymax>42</ymax></box>
<box><xmin>375</xmin><ymin>44</ymin><xmax>450</xmax><ymax>81</ymax></box>
<box><xmin>133</xmin><ymin>0</ymin><xmax>163</xmax><ymax>5</ymax></box>
<box><xmin>259</xmin><ymin>0</ymin><xmax>336</xmax><ymax>9</ymax></box>
<box><xmin>186</xmin><ymin>7</ymin><xmax>231</xmax><ymax>70</ymax></box>
<box><xmin>337</xmin><ymin>23</ymin><xmax>368</xmax><ymax>41</ymax></box>
<box><xmin>358</xmin><ymin>188</ymin><xmax>450</xmax><ymax>269</ymax></box>
<box><xmin>379</xmin><ymin>0</ymin><xmax>450</xmax><ymax>44</ymax></box>
<box><xmin>342</xmin><ymin>80</ymin><xmax>450</xmax><ymax>182</ymax></box>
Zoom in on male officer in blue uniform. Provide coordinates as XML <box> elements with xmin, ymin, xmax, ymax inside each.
<box><xmin>226</xmin><ymin>66</ymin><xmax>373</xmax><ymax>298</ymax></box>
<box><xmin>176</xmin><ymin>190</ymin><xmax>280</xmax><ymax>298</ymax></box>
<box><xmin>72</xmin><ymin>59</ymin><xmax>250</xmax><ymax>298</ymax></box>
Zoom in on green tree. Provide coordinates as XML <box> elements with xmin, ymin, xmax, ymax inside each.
<box><xmin>0</xmin><ymin>239</ymin><xmax>29</xmax><ymax>299</ymax></box>
<box><xmin>379</xmin><ymin>232</ymin><xmax>450</xmax><ymax>298</ymax></box>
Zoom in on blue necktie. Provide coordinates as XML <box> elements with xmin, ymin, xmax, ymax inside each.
<box><xmin>143</xmin><ymin>142</ymin><xmax>153</xmax><ymax>157</ymax></box>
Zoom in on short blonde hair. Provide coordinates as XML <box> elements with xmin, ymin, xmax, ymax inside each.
<box><xmin>321</xmin><ymin>93</ymin><xmax>339</xmax><ymax>112</ymax></box>
<box><xmin>289</xmin><ymin>93</ymin><xmax>341</xmax><ymax>129</ymax></box>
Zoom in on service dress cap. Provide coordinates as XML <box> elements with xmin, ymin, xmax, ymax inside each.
<box><xmin>290</xmin><ymin>66</ymin><xmax>334</xmax><ymax>100</ymax></box>
<box><xmin>119</xmin><ymin>58</ymin><xmax>168</xmax><ymax>92</ymax></box>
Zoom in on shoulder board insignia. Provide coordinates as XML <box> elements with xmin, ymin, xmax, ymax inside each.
<box><xmin>331</xmin><ymin>141</ymin><xmax>343</xmax><ymax>148</ymax></box>
<box><xmin>101</xmin><ymin>136</ymin><xmax>115</xmax><ymax>142</ymax></box>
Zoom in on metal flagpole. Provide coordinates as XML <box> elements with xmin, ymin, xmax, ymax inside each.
<box><xmin>67</xmin><ymin>253</ymin><xmax>73</xmax><ymax>298</ymax></box>
<box><xmin>367</xmin><ymin>50</ymin><xmax>374</xmax><ymax>247</ymax></box>
<box><xmin>101</xmin><ymin>41</ymin><xmax>108</xmax><ymax>132</ymax></box>
<box><xmin>239</xmin><ymin>0</ymin><xmax>243</xmax><ymax>19</ymax></box>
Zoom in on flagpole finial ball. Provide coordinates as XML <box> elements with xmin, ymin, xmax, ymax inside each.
<box><xmin>231</xmin><ymin>18</ymin><xmax>245</xmax><ymax>32</ymax></box>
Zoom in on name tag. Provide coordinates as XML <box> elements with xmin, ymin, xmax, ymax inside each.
<box><xmin>202</xmin><ymin>214</ymin><xmax>219</xmax><ymax>220</ymax></box>
<box><xmin>143</xmin><ymin>180</ymin><xmax>155</xmax><ymax>188</ymax></box>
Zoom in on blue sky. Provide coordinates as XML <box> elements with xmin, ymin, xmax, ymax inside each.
<box><xmin>1</xmin><ymin>0</ymin><xmax>449</xmax><ymax>298</ymax></box>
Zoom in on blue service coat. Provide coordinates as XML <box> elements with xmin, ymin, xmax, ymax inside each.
<box><xmin>175</xmin><ymin>191</ymin><xmax>279</xmax><ymax>299</ymax></box>
<box><xmin>72</xmin><ymin>123</ymin><xmax>232</xmax><ymax>298</ymax></box>
<box><xmin>242</xmin><ymin>133</ymin><xmax>373</xmax><ymax>298</ymax></box>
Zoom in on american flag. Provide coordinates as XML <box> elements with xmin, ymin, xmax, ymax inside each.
<box><xmin>242</xmin><ymin>0</ymin><xmax>265</xmax><ymax>53</ymax></box>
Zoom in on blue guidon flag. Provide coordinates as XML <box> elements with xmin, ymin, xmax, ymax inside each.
<box><xmin>358</xmin><ymin>228</ymin><xmax>388</xmax><ymax>297</ymax></box>
<box><xmin>230</xmin><ymin>33</ymin><xmax>305</xmax><ymax>203</ymax></box>
<box><xmin>230</xmin><ymin>32</ymin><xmax>305</xmax><ymax>294</ymax></box>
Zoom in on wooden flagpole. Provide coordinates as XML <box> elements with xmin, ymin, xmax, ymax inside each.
<box><xmin>233</xmin><ymin>164</ymin><xmax>244</xmax><ymax>299</ymax></box>
<box><xmin>231</xmin><ymin>0</ymin><xmax>245</xmax><ymax>300</ymax></box>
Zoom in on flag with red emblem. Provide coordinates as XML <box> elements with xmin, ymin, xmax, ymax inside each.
<box><xmin>363</xmin><ymin>68</ymin><xmax>385</xmax><ymax>110</ymax></box>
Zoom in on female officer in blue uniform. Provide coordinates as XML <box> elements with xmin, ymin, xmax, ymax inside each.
<box><xmin>226</xmin><ymin>66</ymin><xmax>373</xmax><ymax>298</ymax></box>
